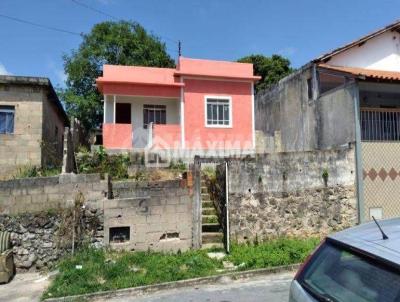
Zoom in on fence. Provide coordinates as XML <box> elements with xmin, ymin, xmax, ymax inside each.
<box><xmin>361</xmin><ymin>108</ymin><xmax>400</xmax><ymax>141</ymax></box>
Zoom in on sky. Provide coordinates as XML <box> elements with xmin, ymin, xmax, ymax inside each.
<box><xmin>0</xmin><ymin>0</ymin><xmax>399</xmax><ymax>88</ymax></box>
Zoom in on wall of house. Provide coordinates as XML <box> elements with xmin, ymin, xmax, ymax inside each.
<box><xmin>255</xmin><ymin>68</ymin><xmax>317</xmax><ymax>153</ymax></box>
<box><xmin>183</xmin><ymin>78</ymin><xmax>253</xmax><ymax>151</ymax></box>
<box><xmin>316</xmin><ymin>85</ymin><xmax>357</xmax><ymax>149</ymax></box>
<box><xmin>0</xmin><ymin>83</ymin><xmax>43</xmax><ymax>179</ymax></box>
<box><xmin>222</xmin><ymin>147</ymin><xmax>357</xmax><ymax>242</ymax></box>
<box><xmin>328</xmin><ymin>31</ymin><xmax>400</xmax><ymax>72</ymax></box>
<box><xmin>41</xmin><ymin>90</ymin><xmax>66</xmax><ymax>168</ymax></box>
<box><xmin>255</xmin><ymin>66</ymin><xmax>358</xmax><ymax>153</ymax></box>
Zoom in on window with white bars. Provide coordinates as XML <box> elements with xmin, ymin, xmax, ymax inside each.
<box><xmin>0</xmin><ymin>105</ymin><xmax>15</xmax><ymax>134</ymax></box>
<box><xmin>143</xmin><ymin>104</ymin><xmax>166</xmax><ymax>129</ymax></box>
<box><xmin>205</xmin><ymin>97</ymin><xmax>231</xmax><ymax>127</ymax></box>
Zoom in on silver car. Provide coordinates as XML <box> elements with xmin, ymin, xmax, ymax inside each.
<box><xmin>289</xmin><ymin>218</ymin><xmax>400</xmax><ymax>302</ymax></box>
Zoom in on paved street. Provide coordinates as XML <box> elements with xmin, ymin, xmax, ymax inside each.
<box><xmin>98</xmin><ymin>271</ymin><xmax>294</xmax><ymax>302</ymax></box>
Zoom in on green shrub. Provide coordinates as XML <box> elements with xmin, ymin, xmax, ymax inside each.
<box><xmin>76</xmin><ymin>146</ymin><xmax>130</xmax><ymax>180</ymax></box>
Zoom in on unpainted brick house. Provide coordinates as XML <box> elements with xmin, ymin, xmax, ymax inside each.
<box><xmin>0</xmin><ymin>75</ymin><xmax>68</xmax><ymax>178</ymax></box>
<box><xmin>256</xmin><ymin>20</ymin><xmax>400</xmax><ymax>223</ymax></box>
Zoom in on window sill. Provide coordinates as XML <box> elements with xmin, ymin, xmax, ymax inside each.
<box><xmin>205</xmin><ymin>125</ymin><xmax>232</xmax><ymax>129</ymax></box>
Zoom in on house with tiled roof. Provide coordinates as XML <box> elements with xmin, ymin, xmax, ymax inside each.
<box><xmin>255</xmin><ymin>20</ymin><xmax>400</xmax><ymax>223</ymax></box>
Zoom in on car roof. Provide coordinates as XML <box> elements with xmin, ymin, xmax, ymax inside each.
<box><xmin>329</xmin><ymin>218</ymin><xmax>400</xmax><ymax>265</ymax></box>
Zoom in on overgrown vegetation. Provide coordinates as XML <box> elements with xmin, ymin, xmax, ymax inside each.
<box><xmin>43</xmin><ymin>237</ymin><xmax>319</xmax><ymax>299</ymax></box>
<box><xmin>12</xmin><ymin>165</ymin><xmax>61</xmax><ymax>179</ymax></box>
<box><xmin>77</xmin><ymin>146</ymin><xmax>130</xmax><ymax>180</ymax></box>
<box><xmin>76</xmin><ymin>147</ymin><xmax>187</xmax><ymax>181</ymax></box>
<box><xmin>226</xmin><ymin>237</ymin><xmax>320</xmax><ymax>270</ymax></box>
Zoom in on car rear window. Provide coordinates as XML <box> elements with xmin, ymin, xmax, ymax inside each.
<box><xmin>298</xmin><ymin>240</ymin><xmax>400</xmax><ymax>302</ymax></box>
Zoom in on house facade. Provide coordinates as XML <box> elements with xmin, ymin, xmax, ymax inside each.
<box><xmin>0</xmin><ymin>75</ymin><xmax>68</xmax><ymax>178</ymax></box>
<box><xmin>96</xmin><ymin>57</ymin><xmax>260</xmax><ymax>157</ymax></box>
<box><xmin>256</xmin><ymin>21</ymin><xmax>400</xmax><ymax>222</ymax></box>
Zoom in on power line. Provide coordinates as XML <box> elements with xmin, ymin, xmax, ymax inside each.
<box><xmin>0</xmin><ymin>13</ymin><xmax>82</xmax><ymax>36</ymax></box>
<box><xmin>70</xmin><ymin>0</ymin><xmax>180</xmax><ymax>45</ymax></box>
<box><xmin>71</xmin><ymin>0</ymin><xmax>117</xmax><ymax>21</ymax></box>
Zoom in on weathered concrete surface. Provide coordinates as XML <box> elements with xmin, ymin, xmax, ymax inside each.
<box><xmin>216</xmin><ymin>147</ymin><xmax>357</xmax><ymax>242</ymax></box>
<box><xmin>94</xmin><ymin>271</ymin><xmax>294</xmax><ymax>302</ymax></box>
<box><xmin>228</xmin><ymin>147</ymin><xmax>356</xmax><ymax>194</ymax></box>
<box><xmin>229</xmin><ymin>186</ymin><xmax>357</xmax><ymax>242</ymax></box>
<box><xmin>0</xmin><ymin>272</ymin><xmax>50</xmax><ymax>302</ymax></box>
<box><xmin>255</xmin><ymin>65</ymin><xmax>357</xmax><ymax>153</ymax></box>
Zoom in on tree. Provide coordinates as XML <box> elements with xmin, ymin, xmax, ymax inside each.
<box><xmin>61</xmin><ymin>21</ymin><xmax>175</xmax><ymax>130</ymax></box>
<box><xmin>237</xmin><ymin>54</ymin><xmax>293</xmax><ymax>93</ymax></box>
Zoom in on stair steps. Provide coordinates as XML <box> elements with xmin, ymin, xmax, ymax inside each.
<box><xmin>200</xmin><ymin>175</ymin><xmax>224</xmax><ymax>250</ymax></box>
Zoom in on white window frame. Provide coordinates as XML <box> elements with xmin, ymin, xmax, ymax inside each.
<box><xmin>204</xmin><ymin>95</ymin><xmax>232</xmax><ymax>128</ymax></box>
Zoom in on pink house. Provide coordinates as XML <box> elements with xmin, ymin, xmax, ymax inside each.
<box><xmin>96</xmin><ymin>57</ymin><xmax>260</xmax><ymax>156</ymax></box>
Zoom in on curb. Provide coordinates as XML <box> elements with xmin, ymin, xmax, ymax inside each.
<box><xmin>44</xmin><ymin>263</ymin><xmax>300</xmax><ymax>301</ymax></box>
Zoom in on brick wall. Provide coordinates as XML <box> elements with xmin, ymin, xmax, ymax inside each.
<box><xmin>0</xmin><ymin>173</ymin><xmax>107</xmax><ymax>214</ymax></box>
<box><xmin>105</xmin><ymin>179</ymin><xmax>194</xmax><ymax>252</ymax></box>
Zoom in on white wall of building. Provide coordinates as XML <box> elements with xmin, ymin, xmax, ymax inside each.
<box><xmin>329</xmin><ymin>31</ymin><xmax>400</xmax><ymax>72</ymax></box>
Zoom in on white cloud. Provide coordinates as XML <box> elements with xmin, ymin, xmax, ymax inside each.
<box><xmin>278</xmin><ymin>47</ymin><xmax>297</xmax><ymax>58</ymax></box>
<box><xmin>0</xmin><ymin>63</ymin><xmax>12</xmax><ymax>75</ymax></box>
<box><xmin>47</xmin><ymin>60</ymin><xmax>67</xmax><ymax>86</ymax></box>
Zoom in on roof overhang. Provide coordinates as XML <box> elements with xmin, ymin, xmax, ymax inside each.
<box><xmin>318</xmin><ymin>64</ymin><xmax>400</xmax><ymax>83</ymax></box>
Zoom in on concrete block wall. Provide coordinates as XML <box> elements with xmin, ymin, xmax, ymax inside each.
<box><xmin>0</xmin><ymin>173</ymin><xmax>107</xmax><ymax>215</ymax></box>
<box><xmin>0</xmin><ymin>84</ymin><xmax>44</xmax><ymax>178</ymax></box>
<box><xmin>105</xmin><ymin>179</ymin><xmax>194</xmax><ymax>252</ymax></box>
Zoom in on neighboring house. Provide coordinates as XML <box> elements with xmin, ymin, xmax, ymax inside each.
<box><xmin>255</xmin><ymin>20</ymin><xmax>400</xmax><ymax>222</ymax></box>
<box><xmin>96</xmin><ymin>57</ymin><xmax>260</xmax><ymax>157</ymax></box>
<box><xmin>0</xmin><ymin>75</ymin><xmax>68</xmax><ymax>178</ymax></box>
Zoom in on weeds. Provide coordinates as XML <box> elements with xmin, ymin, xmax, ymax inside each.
<box><xmin>43</xmin><ymin>237</ymin><xmax>319</xmax><ymax>298</ymax></box>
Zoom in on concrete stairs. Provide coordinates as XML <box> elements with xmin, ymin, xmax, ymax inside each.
<box><xmin>201</xmin><ymin>178</ymin><xmax>224</xmax><ymax>250</ymax></box>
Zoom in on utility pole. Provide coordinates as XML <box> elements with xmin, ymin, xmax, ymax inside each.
<box><xmin>178</xmin><ymin>40</ymin><xmax>182</xmax><ymax>57</ymax></box>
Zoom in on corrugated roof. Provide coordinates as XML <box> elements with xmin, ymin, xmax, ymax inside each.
<box><xmin>318</xmin><ymin>64</ymin><xmax>400</xmax><ymax>81</ymax></box>
<box><xmin>314</xmin><ymin>20</ymin><xmax>400</xmax><ymax>63</ymax></box>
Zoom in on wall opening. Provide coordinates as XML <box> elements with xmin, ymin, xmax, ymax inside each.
<box><xmin>109</xmin><ymin>226</ymin><xmax>130</xmax><ymax>243</ymax></box>
<box><xmin>115</xmin><ymin>103</ymin><xmax>131</xmax><ymax>124</ymax></box>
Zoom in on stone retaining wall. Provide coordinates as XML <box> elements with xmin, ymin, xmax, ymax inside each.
<box><xmin>216</xmin><ymin>147</ymin><xmax>358</xmax><ymax>242</ymax></box>
<box><xmin>229</xmin><ymin>186</ymin><xmax>356</xmax><ymax>242</ymax></box>
<box><xmin>0</xmin><ymin>207</ymin><xmax>103</xmax><ymax>271</ymax></box>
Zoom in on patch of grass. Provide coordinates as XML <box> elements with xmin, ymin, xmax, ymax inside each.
<box><xmin>43</xmin><ymin>248</ymin><xmax>223</xmax><ymax>299</ymax></box>
<box><xmin>226</xmin><ymin>237</ymin><xmax>320</xmax><ymax>270</ymax></box>
<box><xmin>43</xmin><ymin>237</ymin><xmax>319</xmax><ymax>299</ymax></box>
<box><xmin>13</xmin><ymin>165</ymin><xmax>61</xmax><ymax>179</ymax></box>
